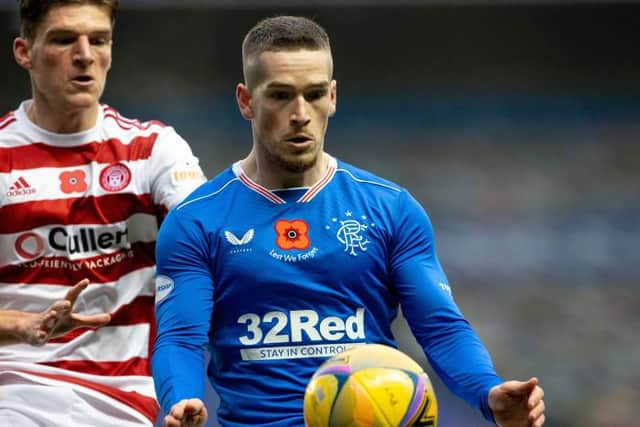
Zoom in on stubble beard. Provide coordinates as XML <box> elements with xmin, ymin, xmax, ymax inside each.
<box><xmin>269</xmin><ymin>147</ymin><xmax>319</xmax><ymax>174</ymax></box>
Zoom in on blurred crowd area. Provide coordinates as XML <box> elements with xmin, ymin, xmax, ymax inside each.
<box><xmin>2</xmin><ymin>3</ymin><xmax>639</xmax><ymax>426</ymax></box>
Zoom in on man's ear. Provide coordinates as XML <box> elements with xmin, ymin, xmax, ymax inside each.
<box><xmin>329</xmin><ymin>79</ymin><xmax>337</xmax><ymax>117</ymax></box>
<box><xmin>236</xmin><ymin>83</ymin><xmax>254</xmax><ymax>120</ymax></box>
<box><xmin>13</xmin><ymin>37</ymin><xmax>32</xmax><ymax>70</ymax></box>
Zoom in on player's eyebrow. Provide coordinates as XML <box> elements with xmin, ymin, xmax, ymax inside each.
<box><xmin>44</xmin><ymin>27</ymin><xmax>112</xmax><ymax>38</ymax></box>
<box><xmin>265</xmin><ymin>81</ymin><xmax>330</xmax><ymax>90</ymax></box>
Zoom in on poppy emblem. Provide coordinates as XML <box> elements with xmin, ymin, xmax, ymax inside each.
<box><xmin>275</xmin><ymin>219</ymin><xmax>310</xmax><ymax>250</ymax></box>
<box><xmin>100</xmin><ymin>163</ymin><xmax>131</xmax><ymax>192</ymax></box>
<box><xmin>59</xmin><ymin>169</ymin><xmax>88</xmax><ymax>194</ymax></box>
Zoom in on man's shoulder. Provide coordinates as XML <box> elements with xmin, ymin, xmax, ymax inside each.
<box><xmin>99</xmin><ymin>104</ymin><xmax>169</xmax><ymax>134</ymax></box>
<box><xmin>0</xmin><ymin>109</ymin><xmax>21</xmax><ymax>140</ymax></box>
<box><xmin>174</xmin><ymin>166</ymin><xmax>237</xmax><ymax>212</ymax></box>
<box><xmin>0</xmin><ymin>110</ymin><xmax>17</xmax><ymax>128</ymax></box>
<box><xmin>334</xmin><ymin>158</ymin><xmax>404</xmax><ymax>194</ymax></box>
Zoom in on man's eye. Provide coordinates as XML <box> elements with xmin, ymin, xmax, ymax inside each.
<box><xmin>51</xmin><ymin>37</ymin><xmax>75</xmax><ymax>45</ymax></box>
<box><xmin>91</xmin><ymin>37</ymin><xmax>109</xmax><ymax>45</ymax></box>
<box><xmin>305</xmin><ymin>90</ymin><xmax>327</xmax><ymax>101</ymax></box>
<box><xmin>270</xmin><ymin>92</ymin><xmax>291</xmax><ymax>101</ymax></box>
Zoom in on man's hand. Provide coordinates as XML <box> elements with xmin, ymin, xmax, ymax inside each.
<box><xmin>164</xmin><ymin>399</ymin><xmax>208</xmax><ymax>427</ymax></box>
<box><xmin>489</xmin><ymin>377</ymin><xmax>545</xmax><ymax>427</ymax></box>
<box><xmin>21</xmin><ymin>278</ymin><xmax>111</xmax><ymax>345</ymax></box>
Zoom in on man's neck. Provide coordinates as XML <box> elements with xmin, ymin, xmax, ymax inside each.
<box><xmin>241</xmin><ymin>151</ymin><xmax>330</xmax><ymax>189</ymax></box>
<box><xmin>27</xmin><ymin>100</ymin><xmax>99</xmax><ymax>134</ymax></box>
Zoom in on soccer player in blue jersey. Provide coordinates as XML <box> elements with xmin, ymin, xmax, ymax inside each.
<box><xmin>152</xmin><ymin>16</ymin><xmax>546</xmax><ymax>427</ymax></box>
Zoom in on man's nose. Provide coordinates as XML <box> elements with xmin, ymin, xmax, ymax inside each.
<box><xmin>73</xmin><ymin>36</ymin><xmax>94</xmax><ymax>66</ymax></box>
<box><xmin>290</xmin><ymin>95</ymin><xmax>311</xmax><ymax>126</ymax></box>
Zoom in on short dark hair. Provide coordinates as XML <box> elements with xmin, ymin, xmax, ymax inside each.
<box><xmin>18</xmin><ymin>0</ymin><xmax>119</xmax><ymax>40</ymax></box>
<box><xmin>242</xmin><ymin>16</ymin><xmax>332</xmax><ymax>89</ymax></box>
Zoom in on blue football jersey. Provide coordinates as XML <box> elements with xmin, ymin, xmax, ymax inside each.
<box><xmin>152</xmin><ymin>157</ymin><xmax>502</xmax><ymax>426</ymax></box>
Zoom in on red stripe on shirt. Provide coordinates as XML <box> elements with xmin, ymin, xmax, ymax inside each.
<box><xmin>101</xmin><ymin>106</ymin><xmax>158</xmax><ymax>125</ymax></box>
<box><xmin>0</xmin><ymin>241</ymin><xmax>156</xmax><ymax>285</ymax></box>
<box><xmin>0</xmin><ymin>117</ymin><xmax>16</xmax><ymax>130</ymax></box>
<box><xmin>41</xmin><ymin>357</ymin><xmax>151</xmax><ymax>378</ymax></box>
<box><xmin>50</xmin><ymin>295</ymin><xmax>155</xmax><ymax>343</ymax></box>
<box><xmin>21</xmin><ymin>369</ymin><xmax>159</xmax><ymax>423</ymax></box>
<box><xmin>0</xmin><ymin>193</ymin><xmax>157</xmax><ymax>234</ymax></box>
<box><xmin>0</xmin><ymin>134</ymin><xmax>158</xmax><ymax>172</ymax></box>
<box><xmin>238</xmin><ymin>174</ymin><xmax>285</xmax><ymax>204</ymax></box>
<box><xmin>102</xmin><ymin>106</ymin><xmax>166</xmax><ymax>131</ymax></box>
<box><xmin>0</xmin><ymin>110</ymin><xmax>15</xmax><ymax>124</ymax></box>
<box><xmin>104</xmin><ymin>114</ymin><xmax>165</xmax><ymax>132</ymax></box>
<box><xmin>299</xmin><ymin>165</ymin><xmax>336</xmax><ymax>202</ymax></box>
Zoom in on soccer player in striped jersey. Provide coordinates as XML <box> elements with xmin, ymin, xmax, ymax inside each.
<box><xmin>152</xmin><ymin>15</ymin><xmax>546</xmax><ymax>427</ymax></box>
<box><xmin>0</xmin><ymin>1</ymin><xmax>206</xmax><ymax>426</ymax></box>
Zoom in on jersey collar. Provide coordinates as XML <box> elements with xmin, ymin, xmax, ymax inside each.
<box><xmin>232</xmin><ymin>156</ymin><xmax>337</xmax><ymax>204</ymax></box>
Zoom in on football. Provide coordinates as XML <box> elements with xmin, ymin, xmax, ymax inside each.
<box><xmin>303</xmin><ymin>344</ymin><xmax>438</xmax><ymax>427</ymax></box>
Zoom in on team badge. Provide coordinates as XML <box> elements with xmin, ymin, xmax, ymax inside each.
<box><xmin>100</xmin><ymin>163</ymin><xmax>131</xmax><ymax>192</ymax></box>
<box><xmin>326</xmin><ymin>210</ymin><xmax>372</xmax><ymax>256</ymax></box>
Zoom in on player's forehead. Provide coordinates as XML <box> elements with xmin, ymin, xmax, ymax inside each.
<box><xmin>256</xmin><ymin>49</ymin><xmax>332</xmax><ymax>87</ymax></box>
<box><xmin>37</xmin><ymin>4</ymin><xmax>112</xmax><ymax>38</ymax></box>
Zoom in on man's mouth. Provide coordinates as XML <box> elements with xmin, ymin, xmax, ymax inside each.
<box><xmin>286</xmin><ymin>135</ymin><xmax>312</xmax><ymax>144</ymax></box>
<box><xmin>71</xmin><ymin>75</ymin><xmax>94</xmax><ymax>85</ymax></box>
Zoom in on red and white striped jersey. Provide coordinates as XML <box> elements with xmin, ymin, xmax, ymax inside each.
<box><xmin>0</xmin><ymin>101</ymin><xmax>207</xmax><ymax>425</ymax></box>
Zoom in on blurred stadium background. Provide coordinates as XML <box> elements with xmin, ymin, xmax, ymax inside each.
<box><xmin>1</xmin><ymin>1</ymin><xmax>639</xmax><ymax>426</ymax></box>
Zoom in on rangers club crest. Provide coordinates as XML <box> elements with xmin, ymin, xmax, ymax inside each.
<box><xmin>100</xmin><ymin>163</ymin><xmax>131</xmax><ymax>192</ymax></box>
<box><xmin>326</xmin><ymin>210</ymin><xmax>372</xmax><ymax>256</ymax></box>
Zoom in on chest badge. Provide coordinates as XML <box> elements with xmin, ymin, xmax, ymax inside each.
<box><xmin>326</xmin><ymin>211</ymin><xmax>373</xmax><ymax>256</ymax></box>
<box><xmin>100</xmin><ymin>163</ymin><xmax>131</xmax><ymax>192</ymax></box>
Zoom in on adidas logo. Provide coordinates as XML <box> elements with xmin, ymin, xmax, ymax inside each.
<box><xmin>6</xmin><ymin>176</ymin><xmax>36</xmax><ymax>197</ymax></box>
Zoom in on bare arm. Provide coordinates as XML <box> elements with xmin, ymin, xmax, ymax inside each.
<box><xmin>0</xmin><ymin>279</ymin><xmax>111</xmax><ymax>346</ymax></box>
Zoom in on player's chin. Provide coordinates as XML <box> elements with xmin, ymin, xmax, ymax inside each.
<box><xmin>278</xmin><ymin>153</ymin><xmax>318</xmax><ymax>173</ymax></box>
<box><xmin>64</xmin><ymin>93</ymin><xmax>100</xmax><ymax>109</ymax></box>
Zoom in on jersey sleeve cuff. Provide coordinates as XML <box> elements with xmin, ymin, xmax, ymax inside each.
<box><xmin>480</xmin><ymin>377</ymin><xmax>504</xmax><ymax>423</ymax></box>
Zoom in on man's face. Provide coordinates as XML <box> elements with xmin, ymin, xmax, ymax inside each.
<box><xmin>245</xmin><ymin>49</ymin><xmax>336</xmax><ymax>174</ymax></box>
<box><xmin>15</xmin><ymin>4</ymin><xmax>113</xmax><ymax>113</ymax></box>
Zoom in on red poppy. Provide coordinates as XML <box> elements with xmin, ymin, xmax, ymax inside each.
<box><xmin>275</xmin><ymin>219</ymin><xmax>310</xmax><ymax>250</ymax></box>
<box><xmin>59</xmin><ymin>170</ymin><xmax>88</xmax><ymax>194</ymax></box>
